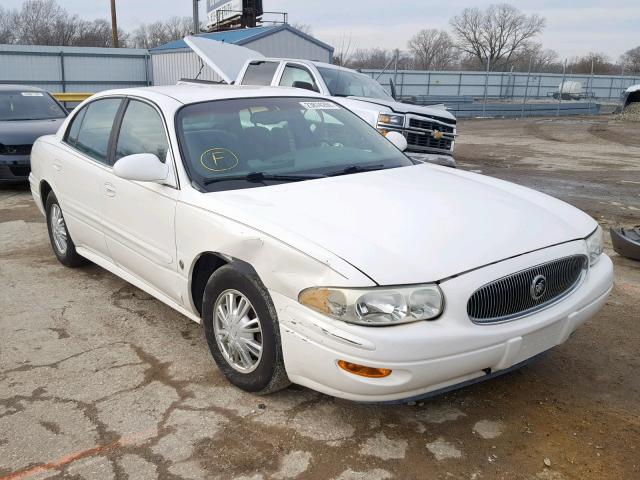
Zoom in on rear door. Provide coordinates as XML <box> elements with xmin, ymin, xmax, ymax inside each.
<box><xmin>276</xmin><ymin>62</ymin><xmax>322</xmax><ymax>93</ymax></box>
<box><xmin>100</xmin><ymin>97</ymin><xmax>181</xmax><ymax>302</ymax></box>
<box><xmin>54</xmin><ymin>97</ymin><xmax>123</xmax><ymax>260</ymax></box>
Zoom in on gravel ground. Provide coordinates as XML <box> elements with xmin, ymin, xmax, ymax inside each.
<box><xmin>619</xmin><ymin>101</ymin><xmax>640</xmax><ymax>122</ymax></box>
<box><xmin>1</xmin><ymin>116</ymin><xmax>638</xmax><ymax>480</ymax></box>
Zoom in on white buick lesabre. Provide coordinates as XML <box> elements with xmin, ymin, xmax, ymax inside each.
<box><xmin>29</xmin><ymin>85</ymin><xmax>613</xmax><ymax>402</ymax></box>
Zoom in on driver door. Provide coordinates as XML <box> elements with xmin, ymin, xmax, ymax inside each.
<box><xmin>101</xmin><ymin>98</ymin><xmax>181</xmax><ymax>302</ymax></box>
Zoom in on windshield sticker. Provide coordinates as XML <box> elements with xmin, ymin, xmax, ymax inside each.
<box><xmin>21</xmin><ymin>92</ymin><xmax>44</xmax><ymax>97</ymax></box>
<box><xmin>299</xmin><ymin>101</ymin><xmax>340</xmax><ymax>110</ymax></box>
<box><xmin>200</xmin><ymin>148</ymin><xmax>239</xmax><ymax>172</ymax></box>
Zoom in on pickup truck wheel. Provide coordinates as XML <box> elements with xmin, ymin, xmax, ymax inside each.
<box><xmin>45</xmin><ymin>192</ymin><xmax>87</xmax><ymax>268</ymax></box>
<box><xmin>202</xmin><ymin>265</ymin><xmax>290</xmax><ymax>394</ymax></box>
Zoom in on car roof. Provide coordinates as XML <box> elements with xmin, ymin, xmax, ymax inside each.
<box><xmin>92</xmin><ymin>84</ymin><xmax>330</xmax><ymax>105</ymax></box>
<box><xmin>0</xmin><ymin>84</ymin><xmax>46</xmax><ymax>92</ymax></box>
<box><xmin>258</xmin><ymin>58</ymin><xmax>355</xmax><ymax>73</ymax></box>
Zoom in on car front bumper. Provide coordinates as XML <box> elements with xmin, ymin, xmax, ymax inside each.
<box><xmin>273</xmin><ymin>240</ymin><xmax>614</xmax><ymax>402</ymax></box>
<box><xmin>0</xmin><ymin>155</ymin><xmax>30</xmax><ymax>182</ymax></box>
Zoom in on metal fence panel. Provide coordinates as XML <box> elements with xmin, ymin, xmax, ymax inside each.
<box><xmin>0</xmin><ymin>45</ymin><xmax>150</xmax><ymax>94</ymax></box>
<box><xmin>363</xmin><ymin>69</ymin><xmax>640</xmax><ymax>101</ymax></box>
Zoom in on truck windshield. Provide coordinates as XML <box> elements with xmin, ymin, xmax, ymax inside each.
<box><xmin>317</xmin><ymin>67</ymin><xmax>393</xmax><ymax>101</ymax></box>
<box><xmin>0</xmin><ymin>91</ymin><xmax>66</xmax><ymax>121</ymax></box>
<box><xmin>176</xmin><ymin>96</ymin><xmax>413</xmax><ymax>192</ymax></box>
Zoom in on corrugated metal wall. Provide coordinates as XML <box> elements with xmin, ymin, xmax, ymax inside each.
<box><xmin>0</xmin><ymin>44</ymin><xmax>151</xmax><ymax>93</ymax></box>
<box><xmin>152</xmin><ymin>51</ymin><xmax>224</xmax><ymax>86</ymax></box>
<box><xmin>151</xmin><ymin>30</ymin><xmax>332</xmax><ymax>86</ymax></box>
<box><xmin>247</xmin><ymin>30</ymin><xmax>331</xmax><ymax>63</ymax></box>
<box><xmin>363</xmin><ymin>69</ymin><xmax>640</xmax><ymax>101</ymax></box>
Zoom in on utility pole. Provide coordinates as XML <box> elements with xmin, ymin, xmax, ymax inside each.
<box><xmin>192</xmin><ymin>0</ymin><xmax>200</xmax><ymax>35</ymax></box>
<box><xmin>110</xmin><ymin>0</ymin><xmax>119</xmax><ymax>48</ymax></box>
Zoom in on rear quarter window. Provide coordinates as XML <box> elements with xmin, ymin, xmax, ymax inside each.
<box><xmin>241</xmin><ymin>62</ymin><xmax>279</xmax><ymax>86</ymax></box>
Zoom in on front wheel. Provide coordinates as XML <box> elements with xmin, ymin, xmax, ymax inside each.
<box><xmin>202</xmin><ymin>265</ymin><xmax>290</xmax><ymax>394</ymax></box>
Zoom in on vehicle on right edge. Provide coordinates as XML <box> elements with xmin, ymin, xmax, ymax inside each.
<box><xmin>184</xmin><ymin>35</ymin><xmax>458</xmax><ymax>168</ymax></box>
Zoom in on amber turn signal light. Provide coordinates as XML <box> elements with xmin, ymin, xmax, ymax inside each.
<box><xmin>338</xmin><ymin>360</ymin><xmax>392</xmax><ymax>378</ymax></box>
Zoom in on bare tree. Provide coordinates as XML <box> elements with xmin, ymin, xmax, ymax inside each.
<box><xmin>620</xmin><ymin>46</ymin><xmax>640</xmax><ymax>75</ymax></box>
<box><xmin>13</xmin><ymin>0</ymin><xmax>78</xmax><ymax>45</ymax></box>
<box><xmin>290</xmin><ymin>23</ymin><xmax>312</xmax><ymax>35</ymax></box>
<box><xmin>131</xmin><ymin>17</ymin><xmax>193</xmax><ymax>49</ymax></box>
<box><xmin>450</xmin><ymin>4</ymin><xmax>545</xmax><ymax>70</ymax></box>
<box><xmin>347</xmin><ymin>48</ymin><xmax>392</xmax><ymax>69</ymax></box>
<box><xmin>332</xmin><ymin>32</ymin><xmax>355</xmax><ymax>67</ymax></box>
<box><xmin>76</xmin><ymin>19</ymin><xmax>123</xmax><ymax>48</ymax></box>
<box><xmin>567</xmin><ymin>52</ymin><xmax>617</xmax><ymax>75</ymax></box>
<box><xmin>408</xmin><ymin>29</ymin><xmax>456</xmax><ymax>70</ymax></box>
<box><xmin>0</xmin><ymin>6</ymin><xmax>17</xmax><ymax>44</ymax></box>
<box><xmin>509</xmin><ymin>42</ymin><xmax>561</xmax><ymax>73</ymax></box>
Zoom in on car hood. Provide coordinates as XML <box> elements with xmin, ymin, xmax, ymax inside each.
<box><xmin>347</xmin><ymin>96</ymin><xmax>456</xmax><ymax>122</ymax></box>
<box><xmin>208</xmin><ymin>165</ymin><xmax>595</xmax><ymax>285</ymax></box>
<box><xmin>0</xmin><ymin>118</ymin><xmax>65</xmax><ymax>145</ymax></box>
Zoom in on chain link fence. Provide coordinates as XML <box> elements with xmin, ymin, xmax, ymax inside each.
<box><xmin>362</xmin><ymin>67</ymin><xmax>639</xmax><ymax>118</ymax></box>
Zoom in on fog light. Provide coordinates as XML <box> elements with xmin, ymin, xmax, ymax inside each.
<box><xmin>338</xmin><ymin>360</ymin><xmax>392</xmax><ymax>378</ymax></box>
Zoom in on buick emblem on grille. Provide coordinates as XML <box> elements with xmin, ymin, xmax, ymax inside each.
<box><xmin>530</xmin><ymin>275</ymin><xmax>547</xmax><ymax>300</ymax></box>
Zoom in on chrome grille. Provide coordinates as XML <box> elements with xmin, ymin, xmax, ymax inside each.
<box><xmin>405</xmin><ymin>115</ymin><xmax>456</xmax><ymax>153</ymax></box>
<box><xmin>406</xmin><ymin>132</ymin><xmax>452</xmax><ymax>151</ymax></box>
<box><xmin>409</xmin><ymin>118</ymin><xmax>455</xmax><ymax>134</ymax></box>
<box><xmin>467</xmin><ymin>255</ymin><xmax>588</xmax><ymax>324</ymax></box>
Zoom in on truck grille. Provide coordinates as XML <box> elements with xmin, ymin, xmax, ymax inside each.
<box><xmin>467</xmin><ymin>255</ymin><xmax>588</xmax><ymax>324</ymax></box>
<box><xmin>406</xmin><ymin>133</ymin><xmax>452</xmax><ymax>151</ymax></box>
<box><xmin>409</xmin><ymin>118</ymin><xmax>455</xmax><ymax>134</ymax></box>
<box><xmin>405</xmin><ymin>116</ymin><xmax>455</xmax><ymax>153</ymax></box>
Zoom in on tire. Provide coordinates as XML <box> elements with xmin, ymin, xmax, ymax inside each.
<box><xmin>202</xmin><ymin>265</ymin><xmax>290</xmax><ymax>394</ymax></box>
<box><xmin>45</xmin><ymin>192</ymin><xmax>87</xmax><ymax>268</ymax></box>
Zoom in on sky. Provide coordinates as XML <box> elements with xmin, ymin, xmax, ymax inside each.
<box><xmin>4</xmin><ymin>1</ymin><xmax>639</xmax><ymax>60</ymax></box>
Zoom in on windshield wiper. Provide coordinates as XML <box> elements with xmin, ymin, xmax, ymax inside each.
<box><xmin>325</xmin><ymin>164</ymin><xmax>388</xmax><ymax>177</ymax></box>
<box><xmin>203</xmin><ymin>172</ymin><xmax>326</xmax><ymax>186</ymax></box>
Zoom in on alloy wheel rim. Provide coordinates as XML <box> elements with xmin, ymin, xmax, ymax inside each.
<box><xmin>50</xmin><ymin>204</ymin><xmax>68</xmax><ymax>255</ymax></box>
<box><xmin>213</xmin><ymin>289</ymin><xmax>263</xmax><ymax>373</ymax></box>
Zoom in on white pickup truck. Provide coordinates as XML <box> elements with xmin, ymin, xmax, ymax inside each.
<box><xmin>185</xmin><ymin>36</ymin><xmax>457</xmax><ymax>167</ymax></box>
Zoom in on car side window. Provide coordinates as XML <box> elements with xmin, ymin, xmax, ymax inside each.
<box><xmin>279</xmin><ymin>65</ymin><xmax>319</xmax><ymax>92</ymax></box>
<box><xmin>65</xmin><ymin>107</ymin><xmax>87</xmax><ymax>147</ymax></box>
<box><xmin>241</xmin><ymin>61</ymin><xmax>279</xmax><ymax>86</ymax></box>
<box><xmin>115</xmin><ymin>100</ymin><xmax>169</xmax><ymax>163</ymax></box>
<box><xmin>73</xmin><ymin>98</ymin><xmax>121</xmax><ymax>164</ymax></box>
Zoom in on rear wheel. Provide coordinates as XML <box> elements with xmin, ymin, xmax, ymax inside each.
<box><xmin>45</xmin><ymin>192</ymin><xmax>87</xmax><ymax>267</ymax></box>
<box><xmin>202</xmin><ymin>265</ymin><xmax>290</xmax><ymax>394</ymax></box>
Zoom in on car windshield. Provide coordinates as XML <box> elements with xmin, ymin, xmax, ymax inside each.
<box><xmin>0</xmin><ymin>91</ymin><xmax>66</xmax><ymax>121</ymax></box>
<box><xmin>176</xmin><ymin>96</ymin><xmax>413</xmax><ymax>191</ymax></box>
<box><xmin>317</xmin><ymin>67</ymin><xmax>393</xmax><ymax>101</ymax></box>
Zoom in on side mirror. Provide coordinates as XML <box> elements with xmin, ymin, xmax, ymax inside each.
<box><xmin>292</xmin><ymin>81</ymin><xmax>318</xmax><ymax>92</ymax></box>
<box><xmin>386</xmin><ymin>131</ymin><xmax>408</xmax><ymax>152</ymax></box>
<box><xmin>389</xmin><ymin>78</ymin><xmax>397</xmax><ymax>100</ymax></box>
<box><xmin>113</xmin><ymin>153</ymin><xmax>168</xmax><ymax>183</ymax></box>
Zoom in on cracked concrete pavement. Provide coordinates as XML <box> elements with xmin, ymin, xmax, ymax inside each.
<box><xmin>1</xmin><ymin>116</ymin><xmax>639</xmax><ymax>479</ymax></box>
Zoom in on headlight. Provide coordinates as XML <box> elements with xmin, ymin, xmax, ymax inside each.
<box><xmin>377</xmin><ymin>113</ymin><xmax>405</xmax><ymax>129</ymax></box>
<box><xmin>298</xmin><ymin>284</ymin><xmax>444</xmax><ymax>326</ymax></box>
<box><xmin>585</xmin><ymin>225</ymin><xmax>604</xmax><ymax>266</ymax></box>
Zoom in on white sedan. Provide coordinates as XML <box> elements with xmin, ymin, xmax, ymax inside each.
<box><xmin>29</xmin><ymin>85</ymin><xmax>614</xmax><ymax>402</ymax></box>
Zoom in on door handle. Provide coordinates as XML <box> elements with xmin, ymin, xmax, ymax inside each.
<box><xmin>104</xmin><ymin>182</ymin><xmax>116</xmax><ymax>197</ymax></box>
